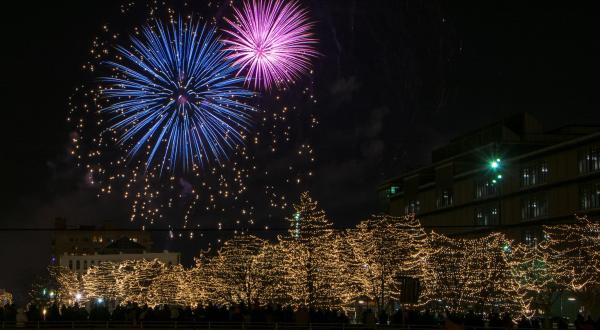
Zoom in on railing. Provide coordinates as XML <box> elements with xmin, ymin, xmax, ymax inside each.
<box><xmin>0</xmin><ymin>322</ymin><xmax>428</xmax><ymax>330</ymax></box>
<box><xmin>0</xmin><ymin>322</ymin><xmax>575</xmax><ymax>330</ymax></box>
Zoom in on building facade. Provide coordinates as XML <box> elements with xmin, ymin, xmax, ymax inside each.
<box><xmin>52</xmin><ymin>218</ymin><xmax>153</xmax><ymax>257</ymax></box>
<box><xmin>52</xmin><ymin>219</ymin><xmax>179</xmax><ymax>273</ymax></box>
<box><xmin>379</xmin><ymin>113</ymin><xmax>600</xmax><ymax>241</ymax></box>
<box><xmin>58</xmin><ymin>250</ymin><xmax>180</xmax><ymax>274</ymax></box>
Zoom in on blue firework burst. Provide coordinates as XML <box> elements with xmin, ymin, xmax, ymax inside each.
<box><xmin>101</xmin><ymin>18</ymin><xmax>255</xmax><ymax>172</ymax></box>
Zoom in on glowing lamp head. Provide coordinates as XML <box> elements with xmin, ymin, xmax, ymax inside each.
<box><xmin>97</xmin><ymin>298</ymin><xmax>104</xmax><ymax>304</ymax></box>
<box><xmin>75</xmin><ymin>293</ymin><xmax>82</xmax><ymax>301</ymax></box>
<box><xmin>490</xmin><ymin>160</ymin><xmax>500</xmax><ymax>169</ymax></box>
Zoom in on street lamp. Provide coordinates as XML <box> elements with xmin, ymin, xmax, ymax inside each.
<box><xmin>490</xmin><ymin>159</ymin><xmax>501</xmax><ymax>169</ymax></box>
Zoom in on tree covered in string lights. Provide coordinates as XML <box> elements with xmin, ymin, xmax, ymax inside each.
<box><xmin>344</xmin><ymin>214</ymin><xmax>427</xmax><ymax>312</ymax></box>
<box><xmin>83</xmin><ymin>262</ymin><xmax>118</xmax><ymax>303</ymax></box>
<box><xmin>0</xmin><ymin>290</ymin><xmax>12</xmax><ymax>306</ymax></box>
<box><xmin>279</xmin><ymin>191</ymin><xmax>345</xmax><ymax>308</ymax></box>
<box><xmin>420</xmin><ymin>232</ymin><xmax>521</xmax><ymax>314</ymax></box>
<box><xmin>252</xmin><ymin>239</ymin><xmax>291</xmax><ymax>305</ymax></box>
<box><xmin>113</xmin><ymin>259</ymin><xmax>166</xmax><ymax>305</ymax></box>
<box><xmin>147</xmin><ymin>264</ymin><xmax>190</xmax><ymax>306</ymax></box>
<box><xmin>44</xmin><ymin>192</ymin><xmax>600</xmax><ymax>317</ymax></box>
<box><xmin>50</xmin><ymin>266</ymin><xmax>85</xmax><ymax>305</ymax></box>
<box><xmin>206</xmin><ymin>234</ymin><xmax>268</xmax><ymax>306</ymax></box>
<box><xmin>540</xmin><ymin>216</ymin><xmax>600</xmax><ymax>312</ymax></box>
<box><xmin>541</xmin><ymin>217</ymin><xmax>600</xmax><ymax>291</ymax></box>
<box><xmin>506</xmin><ymin>242</ymin><xmax>561</xmax><ymax>318</ymax></box>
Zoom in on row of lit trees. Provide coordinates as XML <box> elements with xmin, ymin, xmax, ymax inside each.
<box><xmin>46</xmin><ymin>192</ymin><xmax>600</xmax><ymax>317</ymax></box>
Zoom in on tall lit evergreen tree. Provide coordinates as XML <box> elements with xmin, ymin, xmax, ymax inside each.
<box><xmin>282</xmin><ymin>191</ymin><xmax>343</xmax><ymax>308</ymax></box>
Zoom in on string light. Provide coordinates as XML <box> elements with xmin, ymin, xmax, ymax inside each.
<box><xmin>47</xmin><ymin>196</ymin><xmax>599</xmax><ymax>316</ymax></box>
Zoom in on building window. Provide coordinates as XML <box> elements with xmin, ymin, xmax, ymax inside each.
<box><xmin>68</xmin><ymin>260</ymin><xmax>73</xmax><ymax>270</ymax></box>
<box><xmin>579</xmin><ymin>145</ymin><xmax>600</xmax><ymax>174</ymax></box>
<box><xmin>404</xmin><ymin>200</ymin><xmax>420</xmax><ymax>215</ymax></box>
<box><xmin>521</xmin><ymin>193</ymin><xmax>548</xmax><ymax>221</ymax></box>
<box><xmin>91</xmin><ymin>260</ymin><xmax>95</xmax><ymax>266</ymax></box>
<box><xmin>520</xmin><ymin>162</ymin><xmax>549</xmax><ymax>187</ymax></box>
<box><xmin>436</xmin><ymin>189</ymin><xmax>454</xmax><ymax>208</ymax></box>
<box><xmin>83</xmin><ymin>260</ymin><xmax>88</xmax><ymax>270</ymax></box>
<box><xmin>76</xmin><ymin>260</ymin><xmax>81</xmax><ymax>270</ymax></box>
<box><xmin>474</xmin><ymin>204</ymin><xmax>500</xmax><ymax>226</ymax></box>
<box><xmin>580</xmin><ymin>181</ymin><xmax>600</xmax><ymax>210</ymax></box>
<box><xmin>523</xmin><ymin>231</ymin><xmax>538</xmax><ymax>246</ymax></box>
<box><xmin>474</xmin><ymin>179</ymin><xmax>498</xmax><ymax>199</ymax></box>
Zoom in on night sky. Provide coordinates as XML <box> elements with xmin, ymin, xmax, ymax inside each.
<box><xmin>0</xmin><ymin>1</ymin><xmax>598</xmax><ymax>301</ymax></box>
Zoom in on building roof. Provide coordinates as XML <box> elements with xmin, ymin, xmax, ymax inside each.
<box><xmin>101</xmin><ymin>237</ymin><xmax>147</xmax><ymax>254</ymax></box>
<box><xmin>380</xmin><ymin>113</ymin><xmax>600</xmax><ymax>189</ymax></box>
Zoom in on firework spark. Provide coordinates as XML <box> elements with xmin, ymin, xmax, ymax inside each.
<box><xmin>101</xmin><ymin>18</ymin><xmax>255</xmax><ymax>172</ymax></box>
<box><xmin>223</xmin><ymin>0</ymin><xmax>319</xmax><ymax>90</ymax></box>
<box><xmin>69</xmin><ymin>3</ymin><xmax>319</xmax><ymax>232</ymax></box>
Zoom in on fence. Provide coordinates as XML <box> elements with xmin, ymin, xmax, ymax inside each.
<box><xmin>0</xmin><ymin>322</ymin><xmax>574</xmax><ymax>330</ymax></box>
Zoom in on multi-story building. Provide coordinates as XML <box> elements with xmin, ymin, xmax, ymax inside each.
<box><xmin>379</xmin><ymin>113</ymin><xmax>600</xmax><ymax>242</ymax></box>
<box><xmin>52</xmin><ymin>218</ymin><xmax>153</xmax><ymax>257</ymax></box>
<box><xmin>52</xmin><ymin>219</ymin><xmax>179</xmax><ymax>273</ymax></box>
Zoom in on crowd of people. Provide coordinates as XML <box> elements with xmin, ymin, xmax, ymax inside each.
<box><xmin>1</xmin><ymin>302</ymin><xmax>600</xmax><ymax>329</ymax></box>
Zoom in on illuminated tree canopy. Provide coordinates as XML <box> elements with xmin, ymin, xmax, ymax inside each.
<box><xmin>47</xmin><ymin>196</ymin><xmax>599</xmax><ymax>317</ymax></box>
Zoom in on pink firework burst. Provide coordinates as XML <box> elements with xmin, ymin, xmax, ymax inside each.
<box><xmin>223</xmin><ymin>0</ymin><xmax>319</xmax><ymax>90</ymax></box>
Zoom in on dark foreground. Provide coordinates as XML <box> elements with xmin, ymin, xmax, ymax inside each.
<box><xmin>0</xmin><ymin>322</ymin><xmax>578</xmax><ymax>330</ymax></box>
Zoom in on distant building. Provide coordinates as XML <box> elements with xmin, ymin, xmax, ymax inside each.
<box><xmin>52</xmin><ymin>218</ymin><xmax>153</xmax><ymax>257</ymax></box>
<box><xmin>379</xmin><ymin>113</ymin><xmax>600</xmax><ymax>242</ymax></box>
<box><xmin>52</xmin><ymin>219</ymin><xmax>179</xmax><ymax>273</ymax></box>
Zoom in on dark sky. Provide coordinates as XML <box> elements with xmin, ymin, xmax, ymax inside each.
<box><xmin>0</xmin><ymin>1</ymin><xmax>598</xmax><ymax>301</ymax></box>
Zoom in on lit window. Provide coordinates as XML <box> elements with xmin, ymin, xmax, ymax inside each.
<box><xmin>580</xmin><ymin>181</ymin><xmax>600</xmax><ymax>210</ymax></box>
<box><xmin>474</xmin><ymin>204</ymin><xmax>500</xmax><ymax>226</ymax></box>
<box><xmin>579</xmin><ymin>145</ymin><xmax>600</xmax><ymax>174</ymax></box>
<box><xmin>436</xmin><ymin>189</ymin><xmax>453</xmax><ymax>208</ymax></box>
<box><xmin>523</xmin><ymin>231</ymin><xmax>538</xmax><ymax>246</ymax></box>
<box><xmin>474</xmin><ymin>179</ymin><xmax>498</xmax><ymax>199</ymax></box>
<box><xmin>520</xmin><ymin>162</ymin><xmax>549</xmax><ymax>187</ymax></box>
<box><xmin>521</xmin><ymin>193</ymin><xmax>548</xmax><ymax>220</ymax></box>
<box><xmin>404</xmin><ymin>200</ymin><xmax>420</xmax><ymax>215</ymax></box>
